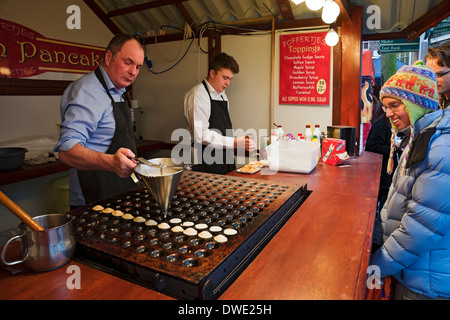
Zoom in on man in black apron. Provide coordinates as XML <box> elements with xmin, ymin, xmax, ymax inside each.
<box><xmin>76</xmin><ymin>67</ymin><xmax>137</xmax><ymax>205</ymax></box>
<box><xmin>184</xmin><ymin>53</ymin><xmax>255</xmax><ymax>174</ymax></box>
<box><xmin>56</xmin><ymin>34</ymin><xmax>144</xmax><ymax>207</ymax></box>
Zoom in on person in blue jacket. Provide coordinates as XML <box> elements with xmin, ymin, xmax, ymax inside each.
<box><xmin>371</xmin><ymin>61</ymin><xmax>450</xmax><ymax>299</ymax></box>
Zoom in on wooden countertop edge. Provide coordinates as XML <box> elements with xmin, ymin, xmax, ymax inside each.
<box><xmin>355</xmin><ymin>155</ymin><xmax>381</xmax><ymax>300</ymax></box>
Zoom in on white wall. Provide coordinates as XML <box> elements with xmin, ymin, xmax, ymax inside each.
<box><xmin>132</xmin><ymin>37</ymin><xmax>209</xmax><ymax>143</ymax></box>
<box><xmin>223</xmin><ymin>34</ymin><xmax>272</xmax><ymax>136</ymax></box>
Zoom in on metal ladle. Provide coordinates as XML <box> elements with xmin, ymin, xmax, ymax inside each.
<box><xmin>135</xmin><ymin>157</ymin><xmax>183</xmax><ymax>171</ymax></box>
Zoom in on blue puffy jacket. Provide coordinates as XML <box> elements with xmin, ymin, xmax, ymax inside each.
<box><xmin>371</xmin><ymin>108</ymin><xmax>450</xmax><ymax>298</ymax></box>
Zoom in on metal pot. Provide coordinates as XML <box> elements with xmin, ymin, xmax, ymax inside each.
<box><xmin>0</xmin><ymin>147</ymin><xmax>27</xmax><ymax>171</ymax></box>
<box><xmin>1</xmin><ymin>214</ymin><xmax>76</xmax><ymax>271</ymax></box>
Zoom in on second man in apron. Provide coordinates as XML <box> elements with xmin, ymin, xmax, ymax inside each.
<box><xmin>184</xmin><ymin>52</ymin><xmax>255</xmax><ymax>174</ymax></box>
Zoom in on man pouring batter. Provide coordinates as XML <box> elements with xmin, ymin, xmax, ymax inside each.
<box><xmin>55</xmin><ymin>33</ymin><xmax>145</xmax><ymax>208</ymax></box>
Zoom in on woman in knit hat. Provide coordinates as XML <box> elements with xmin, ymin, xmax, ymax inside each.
<box><xmin>371</xmin><ymin>61</ymin><xmax>450</xmax><ymax>299</ymax></box>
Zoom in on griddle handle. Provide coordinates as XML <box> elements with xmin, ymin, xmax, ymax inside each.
<box><xmin>155</xmin><ymin>273</ymin><xmax>167</xmax><ymax>291</ymax></box>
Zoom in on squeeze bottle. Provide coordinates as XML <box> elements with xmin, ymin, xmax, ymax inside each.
<box><xmin>305</xmin><ymin>124</ymin><xmax>312</xmax><ymax>142</ymax></box>
<box><xmin>313</xmin><ymin>125</ymin><xmax>321</xmax><ymax>141</ymax></box>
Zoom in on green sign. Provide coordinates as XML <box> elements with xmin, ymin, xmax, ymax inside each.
<box><xmin>378</xmin><ymin>45</ymin><xmax>419</xmax><ymax>54</ymax></box>
<box><xmin>433</xmin><ymin>26</ymin><xmax>450</xmax><ymax>36</ymax></box>
<box><xmin>379</xmin><ymin>38</ymin><xmax>420</xmax><ymax>45</ymax></box>
<box><xmin>378</xmin><ymin>38</ymin><xmax>420</xmax><ymax>53</ymax></box>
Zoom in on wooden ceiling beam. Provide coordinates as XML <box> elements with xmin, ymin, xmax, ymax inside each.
<box><xmin>107</xmin><ymin>0</ymin><xmax>188</xmax><ymax>18</ymax></box>
<box><xmin>141</xmin><ymin>16</ymin><xmax>327</xmax><ymax>45</ymax></box>
<box><xmin>274</xmin><ymin>17</ymin><xmax>326</xmax><ymax>30</ymax></box>
<box><xmin>175</xmin><ymin>2</ymin><xmax>197</xmax><ymax>32</ymax></box>
<box><xmin>83</xmin><ymin>0</ymin><xmax>122</xmax><ymax>34</ymax></box>
<box><xmin>403</xmin><ymin>0</ymin><xmax>450</xmax><ymax>41</ymax></box>
<box><xmin>335</xmin><ymin>0</ymin><xmax>351</xmax><ymax>22</ymax></box>
<box><xmin>276</xmin><ymin>0</ymin><xmax>295</xmax><ymax>20</ymax></box>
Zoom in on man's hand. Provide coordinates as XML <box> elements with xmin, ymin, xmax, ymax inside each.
<box><xmin>111</xmin><ymin>148</ymin><xmax>137</xmax><ymax>178</ymax></box>
<box><xmin>234</xmin><ymin>136</ymin><xmax>256</xmax><ymax>152</ymax></box>
<box><xmin>59</xmin><ymin>144</ymin><xmax>136</xmax><ymax>178</ymax></box>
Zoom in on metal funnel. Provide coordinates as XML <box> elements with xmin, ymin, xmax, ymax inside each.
<box><xmin>134</xmin><ymin>158</ymin><xmax>183</xmax><ymax>217</ymax></box>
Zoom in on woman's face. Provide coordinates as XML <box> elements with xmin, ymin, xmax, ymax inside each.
<box><xmin>382</xmin><ymin>97</ymin><xmax>411</xmax><ymax>130</ymax></box>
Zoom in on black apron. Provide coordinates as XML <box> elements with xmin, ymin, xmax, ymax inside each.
<box><xmin>77</xmin><ymin>67</ymin><xmax>137</xmax><ymax>205</ymax></box>
<box><xmin>192</xmin><ymin>80</ymin><xmax>236</xmax><ymax>175</ymax></box>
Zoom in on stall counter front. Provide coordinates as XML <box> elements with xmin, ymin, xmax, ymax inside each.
<box><xmin>0</xmin><ymin>151</ymin><xmax>382</xmax><ymax>300</ymax></box>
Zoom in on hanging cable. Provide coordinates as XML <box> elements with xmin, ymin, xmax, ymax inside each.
<box><xmin>148</xmin><ymin>37</ymin><xmax>195</xmax><ymax>74</ymax></box>
<box><xmin>145</xmin><ymin>18</ymin><xmax>285</xmax><ymax>75</ymax></box>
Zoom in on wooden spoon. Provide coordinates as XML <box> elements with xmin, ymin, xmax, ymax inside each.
<box><xmin>0</xmin><ymin>190</ymin><xmax>45</xmax><ymax>231</ymax></box>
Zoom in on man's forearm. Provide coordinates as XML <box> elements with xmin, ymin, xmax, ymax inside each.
<box><xmin>58</xmin><ymin>143</ymin><xmax>113</xmax><ymax>171</ymax></box>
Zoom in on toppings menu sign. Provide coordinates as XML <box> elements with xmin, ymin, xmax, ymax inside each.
<box><xmin>0</xmin><ymin>18</ymin><xmax>105</xmax><ymax>78</ymax></box>
<box><xmin>279</xmin><ymin>32</ymin><xmax>331</xmax><ymax>105</ymax></box>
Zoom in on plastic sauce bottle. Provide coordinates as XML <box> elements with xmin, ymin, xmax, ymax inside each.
<box><xmin>271</xmin><ymin>132</ymin><xmax>277</xmax><ymax>143</ymax></box>
<box><xmin>278</xmin><ymin>126</ymin><xmax>284</xmax><ymax>141</ymax></box>
<box><xmin>313</xmin><ymin>125</ymin><xmax>321</xmax><ymax>141</ymax></box>
<box><xmin>305</xmin><ymin>124</ymin><xmax>312</xmax><ymax>142</ymax></box>
<box><xmin>312</xmin><ymin>135</ymin><xmax>320</xmax><ymax>160</ymax></box>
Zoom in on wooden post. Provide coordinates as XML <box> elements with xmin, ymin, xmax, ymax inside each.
<box><xmin>208</xmin><ymin>29</ymin><xmax>221</xmax><ymax>68</ymax></box>
<box><xmin>338</xmin><ymin>6</ymin><xmax>363</xmax><ymax>155</ymax></box>
<box><xmin>270</xmin><ymin>18</ymin><xmax>275</xmax><ymax>136</ymax></box>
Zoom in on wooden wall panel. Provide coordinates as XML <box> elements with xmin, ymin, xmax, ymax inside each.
<box><xmin>0</xmin><ymin>78</ymin><xmax>71</xmax><ymax>95</ymax></box>
<box><xmin>338</xmin><ymin>6</ymin><xmax>363</xmax><ymax>155</ymax></box>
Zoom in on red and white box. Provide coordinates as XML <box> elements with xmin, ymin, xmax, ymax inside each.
<box><xmin>321</xmin><ymin>138</ymin><xmax>349</xmax><ymax>165</ymax></box>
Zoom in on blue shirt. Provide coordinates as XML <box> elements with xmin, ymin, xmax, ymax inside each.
<box><xmin>54</xmin><ymin>67</ymin><xmax>126</xmax><ymax>206</ymax></box>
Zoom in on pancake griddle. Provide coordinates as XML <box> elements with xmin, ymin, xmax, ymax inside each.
<box><xmin>70</xmin><ymin>171</ymin><xmax>308</xmax><ymax>299</ymax></box>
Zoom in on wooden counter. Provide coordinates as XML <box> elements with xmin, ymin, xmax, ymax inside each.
<box><xmin>0</xmin><ymin>151</ymin><xmax>382</xmax><ymax>300</ymax></box>
<box><xmin>0</xmin><ymin>140</ymin><xmax>166</xmax><ymax>186</ymax></box>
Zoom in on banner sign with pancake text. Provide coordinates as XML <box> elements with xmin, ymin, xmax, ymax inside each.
<box><xmin>0</xmin><ymin>18</ymin><xmax>105</xmax><ymax>78</ymax></box>
<box><xmin>279</xmin><ymin>32</ymin><xmax>330</xmax><ymax>105</ymax></box>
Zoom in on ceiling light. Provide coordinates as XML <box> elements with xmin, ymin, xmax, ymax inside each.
<box><xmin>306</xmin><ymin>0</ymin><xmax>325</xmax><ymax>11</ymax></box>
<box><xmin>325</xmin><ymin>28</ymin><xmax>339</xmax><ymax>46</ymax></box>
<box><xmin>291</xmin><ymin>0</ymin><xmax>306</xmax><ymax>4</ymax></box>
<box><xmin>322</xmin><ymin>0</ymin><xmax>340</xmax><ymax>24</ymax></box>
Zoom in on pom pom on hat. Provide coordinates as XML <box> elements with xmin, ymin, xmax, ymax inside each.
<box><xmin>380</xmin><ymin>61</ymin><xmax>439</xmax><ymax>175</ymax></box>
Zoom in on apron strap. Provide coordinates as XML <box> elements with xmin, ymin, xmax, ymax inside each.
<box><xmin>95</xmin><ymin>67</ymin><xmax>117</xmax><ymax>104</ymax></box>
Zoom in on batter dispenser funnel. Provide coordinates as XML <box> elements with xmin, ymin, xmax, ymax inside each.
<box><xmin>132</xmin><ymin>158</ymin><xmax>183</xmax><ymax>217</ymax></box>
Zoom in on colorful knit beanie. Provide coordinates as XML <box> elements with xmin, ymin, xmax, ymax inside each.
<box><xmin>379</xmin><ymin>61</ymin><xmax>439</xmax><ymax>175</ymax></box>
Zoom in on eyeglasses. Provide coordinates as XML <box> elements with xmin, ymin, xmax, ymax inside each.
<box><xmin>381</xmin><ymin>103</ymin><xmax>403</xmax><ymax>113</ymax></box>
<box><xmin>436</xmin><ymin>70</ymin><xmax>450</xmax><ymax>78</ymax></box>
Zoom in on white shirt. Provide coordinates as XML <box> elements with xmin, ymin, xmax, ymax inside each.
<box><xmin>184</xmin><ymin>79</ymin><xmax>235</xmax><ymax>149</ymax></box>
